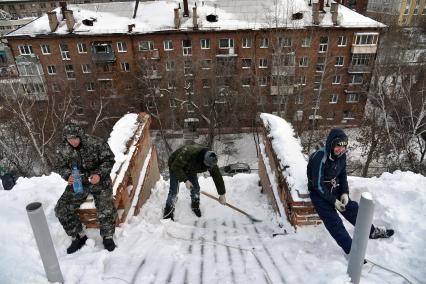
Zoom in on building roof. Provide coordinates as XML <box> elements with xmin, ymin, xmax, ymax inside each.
<box><xmin>6</xmin><ymin>0</ymin><xmax>386</xmax><ymax>38</ymax></box>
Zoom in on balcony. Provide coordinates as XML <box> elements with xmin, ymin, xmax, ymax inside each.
<box><xmin>141</xmin><ymin>49</ymin><xmax>160</xmax><ymax>60</ymax></box>
<box><xmin>92</xmin><ymin>43</ymin><xmax>116</xmax><ymax>63</ymax></box>
<box><xmin>272</xmin><ymin>65</ymin><xmax>295</xmax><ymax>76</ymax></box>
<box><xmin>348</xmin><ymin>64</ymin><xmax>373</xmax><ymax>73</ymax></box>
<box><xmin>351</xmin><ymin>45</ymin><xmax>377</xmax><ymax>54</ymax></box>
<box><xmin>271</xmin><ymin>85</ymin><xmax>294</xmax><ymax>95</ymax></box>
<box><xmin>216</xmin><ymin>47</ymin><xmax>238</xmax><ymax>57</ymax></box>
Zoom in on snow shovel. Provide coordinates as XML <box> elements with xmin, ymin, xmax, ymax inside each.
<box><xmin>201</xmin><ymin>191</ymin><xmax>262</xmax><ymax>222</ymax></box>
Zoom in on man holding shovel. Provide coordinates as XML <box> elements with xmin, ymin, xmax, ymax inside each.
<box><xmin>163</xmin><ymin>145</ymin><xmax>226</xmax><ymax>220</ymax></box>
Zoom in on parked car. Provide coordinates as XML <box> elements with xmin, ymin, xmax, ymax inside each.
<box><xmin>220</xmin><ymin>163</ymin><xmax>251</xmax><ymax>176</ymax></box>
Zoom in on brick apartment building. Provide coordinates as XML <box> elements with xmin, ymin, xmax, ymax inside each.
<box><xmin>4</xmin><ymin>0</ymin><xmax>386</xmax><ymax>130</ymax></box>
<box><xmin>366</xmin><ymin>0</ymin><xmax>426</xmax><ymax>27</ymax></box>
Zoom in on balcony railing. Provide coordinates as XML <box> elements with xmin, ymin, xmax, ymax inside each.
<box><xmin>348</xmin><ymin>64</ymin><xmax>372</xmax><ymax>73</ymax></box>
<box><xmin>351</xmin><ymin>45</ymin><xmax>377</xmax><ymax>54</ymax></box>
<box><xmin>216</xmin><ymin>47</ymin><xmax>238</xmax><ymax>57</ymax></box>
<box><xmin>271</xmin><ymin>85</ymin><xmax>294</xmax><ymax>95</ymax></box>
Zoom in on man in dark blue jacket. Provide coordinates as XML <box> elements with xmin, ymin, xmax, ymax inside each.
<box><xmin>307</xmin><ymin>128</ymin><xmax>394</xmax><ymax>255</ymax></box>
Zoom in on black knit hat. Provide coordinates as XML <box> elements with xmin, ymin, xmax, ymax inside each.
<box><xmin>204</xmin><ymin>151</ymin><xmax>218</xmax><ymax>167</ymax></box>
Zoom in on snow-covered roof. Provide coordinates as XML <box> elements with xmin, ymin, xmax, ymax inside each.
<box><xmin>6</xmin><ymin>0</ymin><xmax>386</xmax><ymax>38</ymax></box>
<box><xmin>259</xmin><ymin>113</ymin><xmax>309</xmax><ymax>200</ymax></box>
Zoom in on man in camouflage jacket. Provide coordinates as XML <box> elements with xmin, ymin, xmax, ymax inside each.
<box><xmin>54</xmin><ymin>123</ymin><xmax>117</xmax><ymax>254</ymax></box>
<box><xmin>164</xmin><ymin>144</ymin><xmax>227</xmax><ymax>220</ymax></box>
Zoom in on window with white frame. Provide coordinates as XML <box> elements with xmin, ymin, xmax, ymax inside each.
<box><xmin>52</xmin><ymin>83</ymin><xmax>60</xmax><ymax>92</ymax></box>
<box><xmin>332</xmin><ymin>75</ymin><xmax>341</xmax><ymax>84</ymax></box>
<box><xmin>200</xmin><ymin>39</ymin><xmax>210</xmax><ymax>49</ymax></box>
<box><xmin>184</xmin><ymin>60</ymin><xmax>193</xmax><ymax>75</ymax></box>
<box><xmin>59</xmin><ymin>44</ymin><xmax>70</xmax><ymax>60</ymax></box>
<box><xmin>279</xmin><ymin>37</ymin><xmax>292</xmax><ymax>47</ymax></box>
<box><xmin>343</xmin><ymin>110</ymin><xmax>355</xmax><ymax>119</ymax></box>
<box><xmin>316</xmin><ymin>56</ymin><xmax>325</xmax><ymax>72</ymax></box>
<box><xmin>353</xmin><ymin>33</ymin><xmax>378</xmax><ymax>45</ymax></box>
<box><xmin>301</xmin><ymin>37</ymin><xmax>311</xmax><ymax>47</ymax></box>
<box><xmin>168</xmin><ymin>80</ymin><xmax>176</xmax><ymax>89</ymax></box>
<box><xmin>219</xmin><ymin>38</ymin><xmax>234</xmax><ymax>49</ymax></box>
<box><xmin>139</xmin><ymin>40</ymin><xmax>154</xmax><ymax>51</ymax></box>
<box><xmin>182</xmin><ymin>39</ymin><xmax>192</xmax><ymax>55</ymax></box>
<box><xmin>120</xmin><ymin>62</ymin><xmax>130</xmax><ymax>72</ymax></box>
<box><xmin>330</xmin><ymin>94</ymin><xmax>338</xmax><ymax>103</ymax></box>
<box><xmin>19</xmin><ymin>45</ymin><xmax>34</xmax><ymax>55</ymax></box>
<box><xmin>260</xmin><ymin>37</ymin><xmax>268</xmax><ymax>48</ymax></box>
<box><xmin>293</xmin><ymin>110</ymin><xmax>303</xmax><ymax>121</ymax></box>
<box><xmin>201</xmin><ymin>59</ymin><xmax>212</xmax><ymax>69</ymax></box>
<box><xmin>242</xmin><ymin>77</ymin><xmax>251</xmax><ymax>87</ymax></box>
<box><xmin>258</xmin><ymin>76</ymin><xmax>268</xmax><ymax>86</ymax></box>
<box><xmin>241</xmin><ymin>58</ymin><xmax>252</xmax><ymax>68</ymax></box>
<box><xmin>346</xmin><ymin>93</ymin><xmax>360</xmax><ymax>102</ymax></box>
<box><xmin>312</xmin><ymin>96</ymin><xmax>320</xmax><ymax>109</ymax></box>
<box><xmin>351</xmin><ymin>54</ymin><xmax>372</xmax><ymax>65</ymax></box>
<box><xmin>117</xmin><ymin>41</ymin><xmax>127</xmax><ymax>52</ymax></box>
<box><xmin>242</xmin><ymin>37</ymin><xmax>252</xmax><ymax>48</ymax></box>
<box><xmin>163</xmin><ymin>40</ymin><xmax>173</xmax><ymax>51</ymax></box>
<box><xmin>319</xmin><ymin>36</ymin><xmax>328</xmax><ymax>52</ymax></box>
<box><xmin>335</xmin><ymin>56</ymin><xmax>344</xmax><ymax>66</ymax></box>
<box><xmin>202</xmin><ymin>79</ymin><xmax>210</xmax><ymax>88</ymax></box>
<box><xmin>350</xmin><ymin>74</ymin><xmax>363</xmax><ymax>84</ymax></box>
<box><xmin>314</xmin><ymin>74</ymin><xmax>322</xmax><ymax>89</ymax></box>
<box><xmin>47</xmin><ymin>65</ymin><xmax>56</xmax><ymax>75</ymax></box>
<box><xmin>77</xmin><ymin>43</ymin><xmax>87</xmax><ymax>53</ymax></box>
<box><xmin>65</xmin><ymin>64</ymin><xmax>75</xmax><ymax>79</ymax></box>
<box><xmin>295</xmin><ymin>94</ymin><xmax>304</xmax><ymax>104</ymax></box>
<box><xmin>169</xmin><ymin>98</ymin><xmax>177</xmax><ymax>108</ymax></box>
<box><xmin>299</xmin><ymin>57</ymin><xmax>309</xmax><ymax>67</ymax></box>
<box><xmin>41</xmin><ymin>44</ymin><xmax>51</xmax><ymax>55</ymax></box>
<box><xmin>165</xmin><ymin>61</ymin><xmax>175</xmax><ymax>71</ymax></box>
<box><xmin>259</xmin><ymin>58</ymin><xmax>268</xmax><ymax>68</ymax></box>
<box><xmin>81</xmin><ymin>64</ymin><xmax>91</xmax><ymax>73</ymax></box>
<box><xmin>87</xmin><ymin>82</ymin><xmax>95</xmax><ymax>91</ymax></box>
<box><xmin>338</xmin><ymin>35</ymin><xmax>347</xmax><ymax>46</ymax></box>
<box><xmin>299</xmin><ymin>75</ymin><xmax>307</xmax><ymax>85</ymax></box>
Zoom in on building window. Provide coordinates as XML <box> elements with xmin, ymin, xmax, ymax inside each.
<box><xmin>202</xmin><ymin>79</ymin><xmax>210</xmax><ymax>88</ymax></box>
<box><xmin>50</xmin><ymin>2</ymin><xmax>56</xmax><ymax>8</ymax></box>
<box><xmin>168</xmin><ymin>80</ymin><xmax>176</xmax><ymax>89</ymax></box>
<box><xmin>40</xmin><ymin>3</ymin><xmax>46</xmax><ymax>8</ymax></box>
<box><xmin>301</xmin><ymin>37</ymin><xmax>311</xmax><ymax>47</ymax></box>
<box><xmin>346</xmin><ymin>93</ymin><xmax>360</xmax><ymax>102</ymax></box>
<box><xmin>41</xmin><ymin>44</ymin><xmax>51</xmax><ymax>55</ymax></box>
<box><xmin>242</xmin><ymin>37</ymin><xmax>252</xmax><ymax>48</ymax></box>
<box><xmin>182</xmin><ymin>39</ymin><xmax>192</xmax><ymax>56</ymax></box>
<box><xmin>343</xmin><ymin>110</ymin><xmax>355</xmax><ymax>119</ymax></box>
<box><xmin>241</xmin><ymin>58</ymin><xmax>252</xmax><ymax>68</ymax></box>
<box><xmin>335</xmin><ymin>56</ymin><xmax>344</xmax><ymax>66</ymax></box>
<box><xmin>354</xmin><ymin>33</ymin><xmax>378</xmax><ymax>45</ymax></box>
<box><xmin>299</xmin><ymin>57</ymin><xmax>309</xmax><ymax>67</ymax></box>
<box><xmin>350</xmin><ymin>74</ymin><xmax>363</xmax><ymax>84</ymax></box>
<box><xmin>332</xmin><ymin>75</ymin><xmax>341</xmax><ymax>84</ymax></box>
<box><xmin>81</xmin><ymin>64</ymin><xmax>91</xmax><ymax>73</ymax></box>
<box><xmin>260</xmin><ymin>38</ymin><xmax>269</xmax><ymax>48</ymax></box>
<box><xmin>59</xmin><ymin>44</ymin><xmax>70</xmax><ymax>60</ymax></box>
<box><xmin>165</xmin><ymin>61</ymin><xmax>175</xmax><ymax>71</ymax></box>
<box><xmin>120</xmin><ymin>62</ymin><xmax>130</xmax><ymax>72</ymax></box>
<box><xmin>258</xmin><ymin>76</ymin><xmax>268</xmax><ymax>86</ymax></box>
<box><xmin>219</xmin><ymin>38</ymin><xmax>234</xmax><ymax>49</ymax></box>
<box><xmin>201</xmin><ymin>59</ymin><xmax>212</xmax><ymax>69</ymax></box>
<box><xmin>242</xmin><ymin>77</ymin><xmax>251</xmax><ymax>87</ymax></box>
<box><xmin>184</xmin><ymin>60</ymin><xmax>193</xmax><ymax>75</ymax></box>
<box><xmin>299</xmin><ymin>75</ymin><xmax>307</xmax><ymax>85</ymax></box>
<box><xmin>259</xmin><ymin>58</ymin><xmax>268</xmax><ymax>68</ymax></box>
<box><xmin>18</xmin><ymin>45</ymin><xmax>34</xmax><ymax>55</ymax></box>
<box><xmin>279</xmin><ymin>37</ymin><xmax>292</xmax><ymax>47</ymax></box>
<box><xmin>200</xmin><ymin>39</ymin><xmax>210</xmax><ymax>49</ymax></box>
<box><xmin>87</xmin><ymin>82</ymin><xmax>95</xmax><ymax>91</ymax></box>
<box><xmin>47</xmin><ymin>65</ymin><xmax>56</xmax><ymax>75</ymax></box>
<box><xmin>117</xmin><ymin>42</ymin><xmax>127</xmax><ymax>52</ymax></box>
<box><xmin>314</xmin><ymin>74</ymin><xmax>322</xmax><ymax>89</ymax></box>
<box><xmin>65</xmin><ymin>64</ymin><xmax>75</xmax><ymax>79</ymax></box>
<box><xmin>338</xmin><ymin>35</ymin><xmax>347</xmax><ymax>46</ymax></box>
<box><xmin>295</xmin><ymin>94</ymin><xmax>303</xmax><ymax>104</ymax></box>
<box><xmin>351</xmin><ymin>54</ymin><xmax>372</xmax><ymax>66</ymax></box>
<box><xmin>52</xmin><ymin>83</ymin><xmax>60</xmax><ymax>92</ymax></box>
<box><xmin>330</xmin><ymin>94</ymin><xmax>338</xmax><ymax>103</ymax></box>
<box><xmin>319</xmin><ymin>36</ymin><xmax>328</xmax><ymax>52</ymax></box>
<box><xmin>316</xmin><ymin>56</ymin><xmax>325</xmax><ymax>72</ymax></box>
<box><xmin>163</xmin><ymin>40</ymin><xmax>173</xmax><ymax>51</ymax></box>
<box><xmin>77</xmin><ymin>43</ymin><xmax>87</xmax><ymax>53</ymax></box>
<box><xmin>19</xmin><ymin>4</ymin><xmax>25</xmax><ymax>9</ymax></box>
<box><xmin>294</xmin><ymin>110</ymin><xmax>303</xmax><ymax>121</ymax></box>
<box><xmin>139</xmin><ymin>40</ymin><xmax>154</xmax><ymax>51</ymax></box>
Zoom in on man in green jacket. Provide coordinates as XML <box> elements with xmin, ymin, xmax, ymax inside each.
<box><xmin>164</xmin><ymin>145</ymin><xmax>226</xmax><ymax>220</ymax></box>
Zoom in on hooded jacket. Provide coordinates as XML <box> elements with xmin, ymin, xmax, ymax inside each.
<box><xmin>306</xmin><ymin>128</ymin><xmax>349</xmax><ymax>205</ymax></box>
<box><xmin>55</xmin><ymin>123</ymin><xmax>114</xmax><ymax>186</ymax></box>
<box><xmin>168</xmin><ymin>144</ymin><xmax>225</xmax><ymax>195</ymax></box>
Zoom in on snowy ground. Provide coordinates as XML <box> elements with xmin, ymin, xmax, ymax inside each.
<box><xmin>0</xmin><ymin>170</ymin><xmax>425</xmax><ymax>284</ymax></box>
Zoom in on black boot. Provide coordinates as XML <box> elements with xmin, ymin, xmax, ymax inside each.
<box><xmin>67</xmin><ymin>235</ymin><xmax>88</xmax><ymax>254</ymax></box>
<box><xmin>163</xmin><ymin>204</ymin><xmax>175</xmax><ymax>220</ymax></box>
<box><xmin>103</xmin><ymin>237</ymin><xmax>116</xmax><ymax>252</ymax></box>
<box><xmin>369</xmin><ymin>226</ymin><xmax>394</xmax><ymax>239</ymax></box>
<box><xmin>191</xmin><ymin>201</ymin><xmax>201</xmax><ymax>217</ymax></box>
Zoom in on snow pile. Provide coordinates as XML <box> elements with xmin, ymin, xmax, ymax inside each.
<box><xmin>107</xmin><ymin>113</ymin><xmax>139</xmax><ymax>177</ymax></box>
<box><xmin>259</xmin><ymin>113</ymin><xmax>308</xmax><ymax>199</ymax></box>
<box><xmin>0</xmin><ymin>170</ymin><xmax>425</xmax><ymax>283</ymax></box>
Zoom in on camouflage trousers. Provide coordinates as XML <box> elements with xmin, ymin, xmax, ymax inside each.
<box><xmin>55</xmin><ymin>181</ymin><xmax>117</xmax><ymax>238</ymax></box>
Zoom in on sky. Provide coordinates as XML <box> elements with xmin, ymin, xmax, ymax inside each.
<box><xmin>0</xmin><ymin>113</ymin><xmax>425</xmax><ymax>283</ymax></box>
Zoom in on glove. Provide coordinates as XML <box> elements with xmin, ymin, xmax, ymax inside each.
<box><xmin>218</xmin><ymin>194</ymin><xmax>226</xmax><ymax>205</ymax></box>
<box><xmin>335</xmin><ymin>199</ymin><xmax>346</xmax><ymax>212</ymax></box>
<box><xmin>185</xmin><ymin>180</ymin><xmax>193</xmax><ymax>190</ymax></box>
<box><xmin>340</xmin><ymin>193</ymin><xmax>349</xmax><ymax>206</ymax></box>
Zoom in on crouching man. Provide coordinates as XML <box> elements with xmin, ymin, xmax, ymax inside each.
<box><xmin>164</xmin><ymin>145</ymin><xmax>226</xmax><ymax>220</ymax></box>
<box><xmin>54</xmin><ymin>123</ymin><xmax>117</xmax><ymax>254</ymax></box>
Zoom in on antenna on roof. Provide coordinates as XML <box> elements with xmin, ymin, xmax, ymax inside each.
<box><xmin>133</xmin><ymin>0</ymin><xmax>140</xmax><ymax>19</ymax></box>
